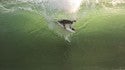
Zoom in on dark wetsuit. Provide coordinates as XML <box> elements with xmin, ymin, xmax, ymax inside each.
<box><xmin>57</xmin><ymin>19</ymin><xmax>76</xmax><ymax>30</ymax></box>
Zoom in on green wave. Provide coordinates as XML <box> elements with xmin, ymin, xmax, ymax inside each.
<box><xmin>0</xmin><ymin>1</ymin><xmax>125</xmax><ymax>70</ymax></box>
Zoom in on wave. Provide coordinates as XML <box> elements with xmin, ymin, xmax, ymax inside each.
<box><xmin>0</xmin><ymin>0</ymin><xmax>125</xmax><ymax>42</ymax></box>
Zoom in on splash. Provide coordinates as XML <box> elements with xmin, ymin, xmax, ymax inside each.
<box><xmin>44</xmin><ymin>0</ymin><xmax>83</xmax><ymax>13</ymax></box>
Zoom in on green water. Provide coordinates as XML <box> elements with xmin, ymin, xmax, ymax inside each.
<box><xmin>0</xmin><ymin>1</ymin><xmax>125</xmax><ymax>70</ymax></box>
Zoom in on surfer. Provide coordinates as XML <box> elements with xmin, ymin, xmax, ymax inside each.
<box><xmin>57</xmin><ymin>19</ymin><xmax>76</xmax><ymax>32</ymax></box>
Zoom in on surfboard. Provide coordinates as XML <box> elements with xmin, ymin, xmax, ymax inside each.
<box><xmin>57</xmin><ymin>22</ymin><xmax>75</xmax><ymax>33</ymax></box>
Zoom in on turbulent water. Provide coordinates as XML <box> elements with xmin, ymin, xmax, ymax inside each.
<box><xmin>0</xmin><ymin>0</ymin><xmax>125</xmax><ymax>70</ymax></box>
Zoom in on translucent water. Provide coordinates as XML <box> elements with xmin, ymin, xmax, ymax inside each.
<box><xmin>0</xmin><ymin>0</ymin><xmax>84</xmax><ymax>42</ymax></box>
<box><xmin>0</xmin><ymin>0</ymin><xmax>125</xmax><ymax>70</ymax></box>
<box><xmin>0</xmin><ymin>0</ymin><xmax>125</xmax><ymax>41</ymax></box>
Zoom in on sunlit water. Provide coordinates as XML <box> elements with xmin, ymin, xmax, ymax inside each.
<box><xmin>0</xmin><ymin>0</ymin><xmax>125</xmax><ymax>70</ymax></box>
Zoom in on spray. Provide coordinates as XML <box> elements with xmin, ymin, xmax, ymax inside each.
<box><xmin>37</xmin><ymin>0</ymin><xmax>83</xmax><ymax>42</ymax></box>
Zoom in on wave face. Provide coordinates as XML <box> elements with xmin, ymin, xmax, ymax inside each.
<box><xmin>0</xmin><ymin>0</ymin><xmax>125</xmax><ymax>41</ymax></box>
<box><xmin>0</xmin><ymin>0</ymin><xmax>125</xmax><ymax>70</ymax></box>
<box><xmin>0</xmin><ymin>0</ymin><xmax>125</xmax><ymax>39</ymax></box>
<box><xmin>0</xmin><ymin>0</ymin><xmax>84</xmax><ymax>42</ymax></box>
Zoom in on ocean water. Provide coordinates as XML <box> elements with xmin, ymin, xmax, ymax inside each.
<box><xmin>0</xmin><ymin>0</ymin><xmax>125</xmax><ymax>70</ymax></box>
